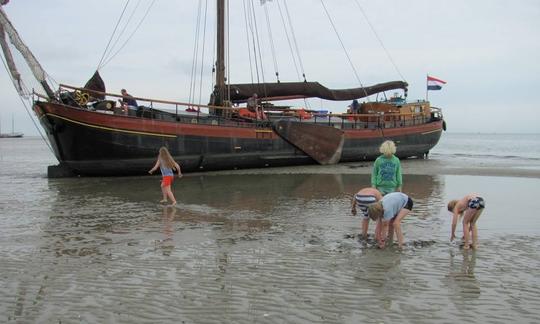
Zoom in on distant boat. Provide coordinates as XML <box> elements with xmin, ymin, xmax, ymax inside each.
<box><xmin>0</xmin><ymin>1</ymin><xmax>444</xmax><ymax>176</ymax></box>
<box><xmin>0</xmin><ymin>114</ymin><xmax>23</xmax><ymax>138</ymax></box>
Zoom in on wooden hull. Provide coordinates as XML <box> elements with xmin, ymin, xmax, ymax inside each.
<box><xmin>34</xmin><ymin>101</ymin><xmax>443</xmax><ymax>177</ymax></box>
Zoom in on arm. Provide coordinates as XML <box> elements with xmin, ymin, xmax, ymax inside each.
<box><xmin>450</xmin><ymin>211</ymin><xmax>459</xmax><ymax>241</ymax></box>
<box><xmin>371</xmin><ymin>159</ymin><xmax>379</xmax><ymax>187</ymax></box>
<box><xmin>351</xmin><ymin>196</ymin><xmax>357</xmax><ymax>215</ymax></box>
<box><xmin>148</xmin><ymin>159</ymin><xmax>160</xmax><ymax>174</ymax></box>
<box><xmin>174</xmin><ymin>162</ymin><xmax>183</xmax><ymax>178</ymax></box>
<box><xmin>378</xmin><ymin>220</ymin><xmax>389</xmax><ymax>248</ymax></box>
<box><xmin>395</xmin><ymin>159</ymin><xmax>403</xmax><ymax>192</ymax></box>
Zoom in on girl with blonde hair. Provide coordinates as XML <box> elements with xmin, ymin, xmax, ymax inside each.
<box><xmin>371</xmin><ymin>140</ymin><xmax>402</xmax><ymax>195</ymax></box>
<box><xmin>149</xmin><ymin>147</ymin><xmax>182</xmax><ymax>205</ymax></box>
<box><xmin>448</xmin><ymin>193</ymin><xmax>485</xmax><ymax>249</ymax></box>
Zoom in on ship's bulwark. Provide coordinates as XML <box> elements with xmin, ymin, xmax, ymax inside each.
<box><xmin>34</xmin><ymin>101</ymin><xmax>442</xmax><ymax>177</ymax></box>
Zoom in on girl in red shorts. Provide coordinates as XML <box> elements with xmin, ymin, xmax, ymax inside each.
<box><xmin>149</xmin><ymin>147</ymin><xmax>182</xmax><ymax>205</ymax></box>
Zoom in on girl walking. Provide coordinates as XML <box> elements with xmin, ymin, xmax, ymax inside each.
<box><xmin>149</xmin><ymin>147</ymin><xmax>182</xmax><ymax>205</ymax></box>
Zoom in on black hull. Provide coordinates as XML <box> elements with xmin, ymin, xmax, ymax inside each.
<box><xmin>34</xmin><ymin>102</ymin><xmax>442</xmax><ymax>177</ymax></box>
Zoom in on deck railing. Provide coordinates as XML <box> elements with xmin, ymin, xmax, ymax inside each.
<box><xmin>41</xmin><ymin>85</ymin><xmax>435</xmax><ymax>130</ymax></box>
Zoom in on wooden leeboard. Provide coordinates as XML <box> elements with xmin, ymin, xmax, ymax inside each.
<box><xmin>273</xmin><ymin>120</ymin><xmax>344</xmax><ymax>165</ymax></box>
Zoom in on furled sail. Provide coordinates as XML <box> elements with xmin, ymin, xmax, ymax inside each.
<box><xmin>83</xmin><ymin>71</ymin><xmax>106</xmax><ymax>100</ymax></box>
<box><xmin>0</xmin><ymin>5</ymin><xmax>55</xmax><ymax>98</ymax></box>
<box><xmin>227</xmin><ymin>80</ymin><xmax>408</xmax><ymax>103</ymax></box>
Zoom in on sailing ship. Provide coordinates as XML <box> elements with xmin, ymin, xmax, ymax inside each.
<box><xmin>0</xmin><ymin>114</ymin><xmax>23</xmax><ymax>138</ymax></box>
<box><xmin>0</xmin><ymin>1</ymin><xmax>444</xmax><ymax>177</ymax></box>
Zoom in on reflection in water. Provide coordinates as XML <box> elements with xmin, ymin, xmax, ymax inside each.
<box><xmin>159</xmin><ymin>206</ymin><xmax>176</xmax><ymax>256</ymax></box>
<box><xmin>446</xmin><ymin>249</ymin><xmax>481</xmax><ymax>301</ymax></box>
<box><xmin>3</xmin><ymin>172</ymin><xmax>453</xmax><ymax>322</ymax></box>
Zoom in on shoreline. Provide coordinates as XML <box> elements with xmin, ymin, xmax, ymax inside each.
<box><xmin>190</xmin><ymin>156</ymin><xmax>540</xmax><ymax>179</ymax></box>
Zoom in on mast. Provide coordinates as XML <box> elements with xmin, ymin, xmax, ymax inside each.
<box><xmin>214</xmin><ymin>0</ymin><xmax>226</xmax><ymax>108</ymax></box>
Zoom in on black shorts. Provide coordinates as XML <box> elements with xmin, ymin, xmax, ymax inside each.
<box><xmin>404</xmin><ymin>197</ymin><xmax>414</xmax><ymax>211</ymax></box>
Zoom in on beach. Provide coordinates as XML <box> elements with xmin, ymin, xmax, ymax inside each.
<box><xmin>1</xmin><ymin>135</ymin><xmax>539</xmax><ymax>323</ymax></box>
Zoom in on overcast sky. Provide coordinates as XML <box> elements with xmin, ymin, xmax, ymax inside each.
<box><xmin>1</xmin><ymin>0</ymin><xmax>539</xmax><ymax>135</ymax></box>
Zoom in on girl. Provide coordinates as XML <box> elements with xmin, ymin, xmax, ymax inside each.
<box><xmin>448</xmin><ymin>194</ymin><xmax>485</xmax><ymax>250</ymax></box>
<box><xmin>367</xmin><ymin>192</ymin><xmax>413</xmax><ymax>249</ymax></box>
<box><xmin>149</xmin><ymin>147</ymin><xmax>182</xmax><ymax>205</ymax></box>
<box><xmin>371</xmin><ymin>140</ymin><xmax>402</xmax><ymax>195</ymax></box>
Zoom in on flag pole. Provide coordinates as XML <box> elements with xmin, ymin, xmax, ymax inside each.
<box><xmin>426</xmin><ymin>74</ymin><xmax>429</xmax><ymax>102</ymax></box>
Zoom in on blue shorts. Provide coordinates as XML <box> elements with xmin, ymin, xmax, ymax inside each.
<box><xmin>468</xmin><ymin>197</ymin><xmax>485</xmax><ymax>209</ymax></box>
<box><xmin>355</xmin><ymin>194</ymin><xmax>377</xmax><ymax>219</ymax></box>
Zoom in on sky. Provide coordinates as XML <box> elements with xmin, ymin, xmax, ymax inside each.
<box><xmin>1</xmin><ymin>0</ymin><xmax>539</xmax><ymax>135</ymax></box>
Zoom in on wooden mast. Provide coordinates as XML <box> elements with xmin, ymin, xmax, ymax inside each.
<box><xmin>212</xmin><ymin>0</ymin><xmax>226</xmax><ymax>112</ymax></box>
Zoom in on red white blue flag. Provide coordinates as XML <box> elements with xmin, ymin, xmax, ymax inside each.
<box><xmin>427</xmin><ymin>75</ymin><xmax>446</xmax><ymax>91</ymax></box>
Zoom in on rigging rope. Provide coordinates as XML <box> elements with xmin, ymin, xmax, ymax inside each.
<box><xmin>319</xmin><ymin>0</ymin><xmax>369</xmax><ymax>99</ymax></box>
<box><xmin>189</xmin><ymin>0</ymin><xmax>203</xmax><ymax>106</ymax></box>
<box><xmin>263</xmin><ymin>3</ymin><xmax>279</xmax><ymax>82</ymax></box>
<box><xmin>100</xmin><ymin>0</ymin><xmax>156</xmax><ymax>69</ymax></box>
<box><xmin>197</xmin><ymin>0</ymin><xmax>209</xmax><ymax>106</ymax></box>
<box><xmin>275</xmin><ymin>0</ymin><xmax>300</xmax><ymax>81</ymax></box>
<box><xmin>242</xmin><ymin>0</ymin><xmax>255</xmax><ymax>85</ymax></box>
<box><xmin>0</xmin><ymin>54</ymin><xmax>54</xmax><ymax>154</ymax></box>
<box><xmin>283</xmin><ymin>0</ymin><xmax>306</xmax><ymax>82</ymax></box>
<box><xmin>96</xmin><ymin>0</ymin><xmax>130</xmax><ymax>70</ymax></box>
<box><xmin>250</xmin><ymin>0</ymin><xmax>267</xmax><ymax>93</ymax></box>
<box><xmin>353</xmin><ymin>0</ymin><xmax>406</xmax><ymax>81</ymax></box>
<box><xmin>101</xmin><ymin>0</ymin><xmax>142</xmax><ymax>69</ymax></box>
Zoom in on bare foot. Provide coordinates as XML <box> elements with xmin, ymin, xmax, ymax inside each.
<box><xmin>160</xmin><ymin>199</ymin><xmax>167</xmax><ymax>203</ymax></box>
<box><xmin>463</xmin><ymin>244</ymin><xmax>470</xmax><ymax>250</ymax></box>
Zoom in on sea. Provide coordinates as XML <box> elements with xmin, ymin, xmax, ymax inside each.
<box><xmin>1</xmin><ymin>133</ymin><xmax>539</xmax><ymax>323</ymax></box>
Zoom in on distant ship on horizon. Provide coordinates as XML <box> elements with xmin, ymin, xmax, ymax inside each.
<box><xmin>0</xmin><ymin>114</ymin><xmax>23</xmax><ymax>138</ymax></box>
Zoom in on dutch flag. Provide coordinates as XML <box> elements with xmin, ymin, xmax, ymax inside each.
<box><xmin>427</xmin><ymin>75</ymin><xmax>446</xmax><ymax>91</ymax></box>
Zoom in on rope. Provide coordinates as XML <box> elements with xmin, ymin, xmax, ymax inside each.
<box><xmin>353</xmin><ymin>0</ymin><xmax>406</xmax><ymax>81</ymax></box>
<box><xmin>283</xmin><ymin>0</ymin><xmax>306</xmax><ymax>81</ymax></box>
<box><xmin>242</xmin><ymin>0</ymin><xmax>255</xmax><ymax>84</ymax></box>
<box><xmin>188</xmin><ymin>0</ymin><xmax>203</xmax><ymax>106</ymax></box>
<box><xmin>100</xmin><ymin>0</ymin><xmax>142</xmax><ymax>68</ymax></box>
<box><xmin>250</xmin><ymin>0</ymin><xmax>268</xmax><ymax>95</ymax></box>
<box><xmin>226</xmin><ymin>0</ymin><xmax>231</xmax><ymax>104</ymax></box>
<box><xmin>263</xmin><ymin>3</ymin><xmax>279</xmax><ymax>82</ymax></box>
<box><xmin>97</xmin><ymin>0</ymin><xmax>130</xmax><ymax>70</ymax></box>
<box><xmin>319</xmin><ymin>0</ymin><xmax>369</xmax><ymax>99</ymax></box>
<box><xmin>276</xmin><ymin>0</ymin><xmax>300</xmax><ymax>80</ymax></box>
<box><xmin>100</xmin><ymin>0</ymin><xmax>156</xmax><ymax>69</ymax></box>
<box><xmin>197</xmin><ymin>0</ymin><xmax>209</xmax><ymax>106</ymax></box>
<box><xmin>0</xmin><ymin>50</ymin><xmax>54</xmax><ymax>153</ymax></box>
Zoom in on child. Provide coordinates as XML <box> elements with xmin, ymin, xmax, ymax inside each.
<box><xmin>447</xmin><ymin>194</ymin><xmax>485</xmax><ymax>250</ymax></box>
<box><xmin>367</xmin><ymin>192</ymin><xmax>413</xmax><ymax>249</ymax></box>
<box><xmin>351</xmin><ymin>187</ymin><xmax>383</xmax><ymax>239</ymax></box>
<box><xmin>371</xmin><ymin>140</ymin><xmax>402</xmax><ymax>195</ymax></box>
<box><xmin>149</xmin><ymin>147</ymin><xmax>182</xmax><ymax>205</ymax></box>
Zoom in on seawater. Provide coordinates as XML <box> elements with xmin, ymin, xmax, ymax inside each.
<box><xmin>1</xmin><ymin>136</ymin><xmax>540</xmax><ymax>323</ymax></box>
<box><xmin>431</xmin><ymin>132</ymin><xmax>540</xmax><ymax>161</ymax></box>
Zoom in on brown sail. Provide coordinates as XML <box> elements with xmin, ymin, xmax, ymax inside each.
<box><xmin>227</xmin><ymin>80</ymin><xmax>408</xmax><ymax>103</ymax></box>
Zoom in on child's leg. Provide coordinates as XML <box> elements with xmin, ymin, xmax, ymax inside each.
<box><xmin>160</xmin><ymin>184</ymin><xmax>168</xmax><ymax>202</ymax></box>
<box><xmin>470</xmin><ymin>209</ymin><xmax>484</xmax><ymax>249</ymax></box>
<box><xmin>388</xmin><ymin>220</ymin><xmax>395</xmax><ymax>243</ymax></box>
<box><xmin>361</xmin><ymin>218</ymin><xmax>369</xmax><ymax>238</ymax></box>
<box><xmin>462</xmin><ymin>208</ymin><xmax>477</xmax><ymax>249</ymax></box>
<box><xmin>393</xmin><ymin>208</ymin><xmax>411</xmax><ymax>248</ymax></box>
<box><xmin>375</xmin><ymin>219</ymin><xmax>382</xmax><ymax>242</ymax></box>
<box><xmin>164</xmin><ymin>185</ymin><xmax>176</xmax><ymax>204</ymax></box>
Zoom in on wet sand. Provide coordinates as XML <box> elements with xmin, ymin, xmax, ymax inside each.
<box><xmin>1</xmin><ymin>138</ymin><xmax>540</xmax><ymax>323</ymax></box>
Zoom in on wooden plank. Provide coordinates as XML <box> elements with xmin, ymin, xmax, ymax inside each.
<box><xmin>273</xmin><ymin>120</ymin><xmax>344</xmax><ymax>165</ymax></box>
